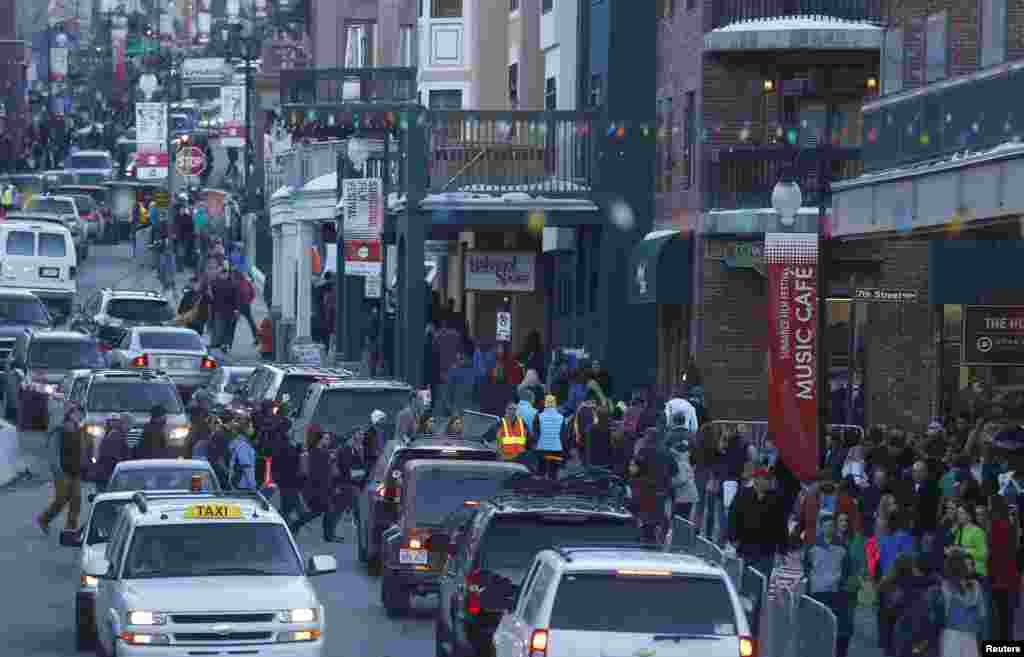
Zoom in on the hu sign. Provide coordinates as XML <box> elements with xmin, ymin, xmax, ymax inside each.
<box><xmin>962</xmin><ymin>305</ymin><xmax>1024</xmax><ymax>366</ymax></box>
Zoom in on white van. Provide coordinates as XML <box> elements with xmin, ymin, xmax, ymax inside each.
<box><xmin>0</xmin><ymin>220</ymin><xmax>78</xmax><ymax>317</ymax></box>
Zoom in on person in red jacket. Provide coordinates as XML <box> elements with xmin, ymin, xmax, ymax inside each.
<box><xmin>989</xmin><ymin>495</ymin><xmax>1020</xmax><ymax>641</ymax></box>
<box><xmin>797</xmin><ymin>470</ymin><xmax>862</xmax><ymax>546</ymax></box>
<box><xmin>233</xmin><ymin>270</ymin><xmax>259</xmax><ymax>346</ymax></box>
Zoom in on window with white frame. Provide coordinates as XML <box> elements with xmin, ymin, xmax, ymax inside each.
<box><xmin>344</xmin><ymin>23</ymin><xmax>374</xmax><ymax>67</ymax></box>
<box><xmin>431</xmin><ymin>0</ymin><xmax>462</xmax><ymax>18</ymax></box>
<box><xmin>980</xmin><ymin>0</ymin><xmax>1007</xmax><ymax>67</ymax></box>
<box><xmin>399</xmin><ymin>26</ymin><xmax>416</xmax><ymax>67</ymax></box>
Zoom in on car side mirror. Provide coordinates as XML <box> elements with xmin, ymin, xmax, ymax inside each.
<box><xmin>83</xmin><ymin>557</ymin><xmax>111</xmax><ymax>579</ymax></box>
<box><xmin>59</xmin><ymin>529</ymin><xmax>83</xmax><ymax>547</ymax></box>
<box><xmin>307</xmin><ymin>554</ymin><xmax>337</xmax><ymax>576</ymax></box>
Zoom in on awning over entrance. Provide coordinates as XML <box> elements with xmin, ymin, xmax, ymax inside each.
<box><xmin>628</xmin><ymin>231</ymin><xmax>692</xmax><ymax>305</ymax></box>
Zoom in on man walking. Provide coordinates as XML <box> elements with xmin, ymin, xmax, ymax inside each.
<box><xmin>210</xmin><ymin>266</ymin><xmax>241</xmax><ymax>351</ymax></box>
<box><xmin>38</xmin><ymin>405</ymin><xmax>85</xmax><ymax>535</ymax></box>
<box><xmin>727</xmin><ymin>467</ymin><xmax>788</xmax><ymax>578</ymax></box>
<box><xmin>227</xmin><ymin>420</ymin><xmax>258</xmax><ymax>490</ymax></box>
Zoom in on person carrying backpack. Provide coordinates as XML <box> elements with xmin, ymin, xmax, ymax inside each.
<box><xmin>630</xmin><ymin>427</ymin><xmax>679</xmax><ymax>543</ymax></box>
<box><xmin>227</xmin><ymin>418</ymin><xmax>257</xmax><ymax>490</ymax></box>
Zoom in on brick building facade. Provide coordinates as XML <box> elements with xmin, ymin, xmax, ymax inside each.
<box><xmin>830</xmin><ymin>0</ymin><xmax>1024</xmax><ymax>428</ymax></box>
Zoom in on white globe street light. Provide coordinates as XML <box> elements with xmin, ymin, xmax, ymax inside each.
<box><xmin>347</xmin><ymin>137</ymin><xmax>370</xmax><ymax>173</ymax></box>
<box><xmin>771</xmin><ymin>179</ymin><xmax>803</xmax><ymax>227</ymax></box>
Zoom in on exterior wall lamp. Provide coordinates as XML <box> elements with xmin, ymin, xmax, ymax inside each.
<box><xmin>866</xmin><ymin>76</ymin><xmax>877</xmax><ymax>89</ymax></box>
<box><xmin>763</xmin><ymin>79</ymin><xmax>775</xmax><ymax>92</ymax></box>
<box><xmin>771</xmin><ymin>180</ymin><xmax>803</xmax><ymax>227</ymax></box>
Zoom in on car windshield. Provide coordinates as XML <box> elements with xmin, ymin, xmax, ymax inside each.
<box><xmin>68</xmin><ymin>156</ymin><xmax>112</xmax><ymax>170</ymax></box>
<box><xmin>88</xmin><ymin>381</ymin><xmax>183</xmax><ymax>413</ymax></box>
<box><xmin>549</xmin><ymin>573</ymin><xmax>737</xmax><ymax>635</ymax></box>
<box><xmin>0</xmin><ymin>297</ymin><xmax>49</xmax><ymax>323</ymax></box>
<box><xmin>310</xmin><ymin>388</ymin><xmax>411</xmax><ymax>436</ymax></box>
<box><xmin>410</xmin><ymin>470</ymin><xmax>524</xmax><ymax>525</ymax></box>
<box><xmin>70</xmin><ymin>196</ymin><xmax>96</xmax><ymax>213</ymax></box>
<box><xmin>27</xmin><ymin>198</ymin><xmax>74</xmax><ymax>215</ymax></box>
<box><xmin>86</xmin><ymin>499</ymin><xmax>133</xmax><ymax>544</ymax></box>
<box><xmin>107</xmin><ymin>468</ymin><xmax>219</xmax><ymax>493</ymax></box>
<box><xmin>28</xmin><ymin>339</ymin><xmax>105</xmax><ymax>369</ymax></box>
<box><xmin>107</xmin><ymin>298</ymin><xmax>174</xmax><ymax>322</ymax></box>
<box><xmin>123</xmin><ymin>523</ymin><xmax>303</xmax><ymax>578</ymax></box>
<box><xmin>480</xmin><ymin>517</ymin><xmax>641</xmax><ymax>575</ymax></box>
<box><xmin>139</xmin><ymin>331</ymin><xmax>203</xmax><ymax>351</ymax></box>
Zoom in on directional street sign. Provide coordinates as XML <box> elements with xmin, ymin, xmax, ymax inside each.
<box><xmin>853</xmin><ymin>288</ymin><xmax>919</xmax><ymax>303</ymax></box>
<box><xmin>175</xmin><ymin>146</ymin><xmax>207</xmax><ymax>177</ymax></box>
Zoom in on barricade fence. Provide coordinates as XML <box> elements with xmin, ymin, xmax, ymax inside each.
<box><xmin>670</xmin><ymin>516</ymin><xmax>837</xmax><ymax>657</ymax></box>
<box><xmin>706</xmin><ymin>420</ymin><xmax>865</xmax><ymax>450</ymax></box>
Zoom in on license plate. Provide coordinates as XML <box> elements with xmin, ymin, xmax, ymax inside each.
<box><xmin>161</xmin><ymin>358</ymin><xmax>191</xmax><ymax>369</ymax></box>
<box><xmin>39</xmin><ymin>267</ymin><xmax>59</xmax><ymax>278</ymax></box>
<box><xmin>184</xmin><ymin>504</ymin><xmax>241</xmax><ymax>519</ymax></box>
<box><xmin>399</xmin><ymin>549</ymin><xmax>429</xmax><ymax>565</ymax></box>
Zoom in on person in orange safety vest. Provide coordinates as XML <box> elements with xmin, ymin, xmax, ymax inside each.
<box><xmin>496</xmin><ymin>401</ymin><xmax>528</xmax><ymax>461</ymax></box>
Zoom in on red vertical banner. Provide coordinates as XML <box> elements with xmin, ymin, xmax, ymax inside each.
<box><xmin>111</xmin><ymin>28</ymin><xmax>127</xmax><ymax>82</ymax></box>
<box><xmin>765</xmin><ymin>232</ymin><xmax>820</xmax><ymax>482</ymax></box>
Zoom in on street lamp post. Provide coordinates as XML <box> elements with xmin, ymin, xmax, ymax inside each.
<box><xmin>228</xmin><ymin>21</ymin><xmax>260</xmax><ymax>212</ymax></box>
<box><xmin>334</xmin><ymin>137</ymin><xmax>371</xmax><ymax>366</ymax></box>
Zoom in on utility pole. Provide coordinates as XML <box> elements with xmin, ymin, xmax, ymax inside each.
<box><xmin>244</xmin><ymin>42</ymin><xmax>253</xmax><ymax>212</ymax></box>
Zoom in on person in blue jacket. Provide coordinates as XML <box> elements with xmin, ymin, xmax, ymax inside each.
<box><xmin>531</xmin><ymin>394</ymin><xmax>567</xmax><ymax>480</ymax></box>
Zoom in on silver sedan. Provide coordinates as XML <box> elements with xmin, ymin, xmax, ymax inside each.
<box><xmin>109</xmin><ymin>326</ymin><xmax>219</xmax><ymax>399</ymax></box>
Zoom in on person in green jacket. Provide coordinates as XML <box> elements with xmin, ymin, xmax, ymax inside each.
<box><xmin>836</xmin><ymin>509</ymin><xmax>867</xmax><ymax>609</ymax></box>
<box><xmin>948</xmin><ymin>502</ymin><xmax>988</xmax><ymax>577</ymax></box>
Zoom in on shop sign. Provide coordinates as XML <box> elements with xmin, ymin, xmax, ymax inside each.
<box><xmin>853</xmin><ymin>288</ymin><xmax>919</xmax><ymax>303</ymax></box>
<box><xmin>724</xmin><ymin>241</ymin><xmax>766</xmax><ymax>276</ymax></box>
<box><xmin>464</xmin><ymin>251</ymin><xmax>536</xmax><ymax>292</ymax></box>
<box><xmin>962</xmin><ymin>305</ymin><xmax>1024</xmax><ymax>366</ymax></box>
<box><xmin>765</xmin><ymin>232</ymin><xmax>820</xmax><ymax>482</ymax></box>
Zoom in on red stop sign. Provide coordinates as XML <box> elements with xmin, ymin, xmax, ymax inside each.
<box><xmin>175</xmin><ymin>146</ymin><xmax>207</xmax><ymax>177</ymax></box>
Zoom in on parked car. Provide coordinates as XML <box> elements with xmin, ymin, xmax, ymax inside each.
<box><xmin>3</xmin><ymin>330</ymin><xmax>107</xmax><ymax>429</ymax></box>
<box><xmin>109</xmin><ymin>326</ymin><xmax>218</xmax><ymax>400</ymax></box>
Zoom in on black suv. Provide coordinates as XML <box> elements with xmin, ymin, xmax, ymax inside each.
<box><xmin>434</xmin><ymin>474</ymin><xmax>641</xmax><ymax>657</ymax></box>
<box><xmin>380</xmin><ymin>459</ymin><xmax>530</xmax><ymax>616</ymax></box>
<box><xmin>356</xmin><ymin>437</ymin><xmax>499</xmax><ymax>575</ymax></box>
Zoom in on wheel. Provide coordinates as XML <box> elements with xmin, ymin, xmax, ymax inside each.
<box><xmin>381</xmin><ymin>571</ymin><xmax>410</xmax><ymax>617</ymax></box>
<box><xmin>76</xmin><ymin>601</ymin><xmax>95</xmax><ymax>651</ymax></box>
<box><xmin>356</xmin><ymin>513</ymin><xmax>368</xmax><ymax>563</ymax></box>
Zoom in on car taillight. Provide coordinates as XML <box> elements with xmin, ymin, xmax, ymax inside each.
<box><xmin>739</xmin><ymin>636</ymin><xmax>755</xmax><ymax>657</ymax></box>
<box><xmin>375</xmin><ymin>484</ymin><xmax>400</xmax><ymax>502</ymax></box>
<box><xmin>131</xmin><ymin>354</ymin><xmax>148</xmax><ymax>367</ymax></box>
<box><xmin>200</xmin><ymin>357</ymin><xmax>217</xmax><ymax>369</ymax></box>
<box><xmin>465</xmin><ymin>569</ymin><xmax>481</xmax><ymax>616</ymax></box>
<box><xmin>529</xmin><ymin>629</ymin><xmax>548</xmax><ymax>657</ymax></box>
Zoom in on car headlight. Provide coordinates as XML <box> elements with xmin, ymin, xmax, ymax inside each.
<box><xmin>81</xmin><ymin>574</ymin><xmax>98</xmax><ymax>589</ymax></box>
<box><xmin>127</xmin><ymin>611</ymin><xmax>167</xmax><ymax>626</ymax></box>
<box><xmin>168</xmin><ymin>426</ymin><xmax>190</xmax><ymax>442</ymax></box>
<box><xmin>84</xmin><ymin>425</ymin><xmax>106</xmax><ymax>439</ymax></box>
<box><xmin>278</xmin><ymin>608</ymin><xmax>317</xmax><ymax>623</ymax></box>
<box><xmin>119</xmin><ymin>632</ymin><xmax>170</xmax><ymax>645</ymax></box>
<box><xmin>278</xmin><ymin>629</ymin><xmax>321</xmax><ymax>643</ymax></box>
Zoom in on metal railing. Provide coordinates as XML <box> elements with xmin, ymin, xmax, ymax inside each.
<box><xmin>709</xmin><ymin>0</ymin><xmax>883</xmax><ymax>30</ymax></box>
<box><xmin>706</xmin><ymin>145</ymin><xmax>862</xmax><ymax>211</ymax></box>
<box><xmin>862</xmin><ymin>65</ymin><xmax>1024</xmax><ymax>173</ymax></box>
<box><xmin>706</xmin><ymin>420</ymin><xmax>864</xmax><ymax>449</ymax></box>
<box><xmin>426</xmin><ymin>111</ymin><xmax>597</xmax><ymax>196</ymax></box>
<box><xmin>671</xmin><ymin>515</ymin><xmax>837</xmax><ymax>657</ymax></box>
<box><xmin>281</xmin><ymin>67</ymin><xmax>418</xmax><ymax>105</ymax></box>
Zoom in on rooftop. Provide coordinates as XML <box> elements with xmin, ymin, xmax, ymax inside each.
<box><xmin>31</xmin><ymin>330</ymin><xmax>92</xmax><ymax>341</ymax></box>
<box><xmin>113</xmin><ymin>459</ymin><xmax>212</xmax><ymax>470</ymax></box>
<box><xmin>547</xmin><ymin>548</ymin><xmax>721</xmax><ymax>575</ymax></box>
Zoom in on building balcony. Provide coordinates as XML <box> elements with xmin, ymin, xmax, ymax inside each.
<box><xmin>710</xmin><ymin>0</ymin><xmax>883</xmax><ymax>30</ymax></box>
<box><xmin>426</xmin><ymin>111</ymin><xmax>597</xmax><ymax>196</ymax></box>
<box><xmin>706</xmin><ymin>143</ymin><xmax>863</xmax><ymax>213</ymax></box>
<box><xmin>265</xmin><ymin>138</ymin><xmax>388</xmax><ymax>194</ymax></box>
<box><xmin>861</xmin><ymin>62</ymin><xmax>1024</xmax><ymax>173</ymax></box>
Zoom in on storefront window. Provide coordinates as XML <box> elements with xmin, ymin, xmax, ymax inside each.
<box><xmin>827</xmin><ymin>299</ymin><xmax>866</xmax><ymax>427</ymax></box>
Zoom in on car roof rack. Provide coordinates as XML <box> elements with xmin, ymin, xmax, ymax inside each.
<box><xmin>553</xmin><ymin>543</ymin><xmax>671</xmax><ymax>561</ymax></box>
<box><xmin>131</xmin><ymin>490</ymin><xmax>272</xmax><ymax>514</ymax></box>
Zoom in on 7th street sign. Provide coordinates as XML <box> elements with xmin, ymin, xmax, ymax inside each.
<box><xmin>853</xmin><ymin>288</ymin><xmax>919</xmax><ymax>303</ymax></box>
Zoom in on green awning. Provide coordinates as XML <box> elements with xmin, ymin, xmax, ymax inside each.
<box><xmin>628</xmin><ymin>232</ymin><xmax>692</xmax><ymax>305</ymax></box>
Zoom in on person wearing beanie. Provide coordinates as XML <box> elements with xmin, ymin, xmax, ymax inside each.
<box><xmin>531</xmin><ymin>394</ymin><xmax>567</xmax><ymax>479</ymax></box>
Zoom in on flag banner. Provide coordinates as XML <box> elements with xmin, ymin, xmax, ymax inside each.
<box><xmin>765</xmin><ymin>232</ymin><xmax>819</xmax><ymax>482</ymax></box>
